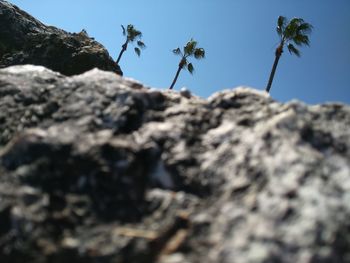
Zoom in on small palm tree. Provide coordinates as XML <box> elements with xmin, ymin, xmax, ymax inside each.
<box><xmin>116</xmin><ymin>24</ymin><xmax>146</xmax><ymax>65</ymax></box>
<box><xmin>169</xmin><ymin>39</ymin><xmax>205</xmax><ymax>90</ymax></box>
<box><xmin>265</xmin><ymin>16</ymin><xmax>313</xmax><ymax>93</ymax></box>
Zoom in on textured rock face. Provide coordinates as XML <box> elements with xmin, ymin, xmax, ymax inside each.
<box><xmin>0</xmin><ymin>65</ymin><xmax>350</xmax><ymax>263</ymax></box>
<box><xmin>0</xmin><ymin>1</ymin><xmax>122</xmax><ymax>76</ymax></box>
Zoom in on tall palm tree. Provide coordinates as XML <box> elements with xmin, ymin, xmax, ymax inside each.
<box><xmin>116</xmin><ymin>24</ymin><xmax>146</xmax><ymax>65</ymax></box>
<box><xmin>169</xmin><ymin>39</ymin><xmax>205</xmax><ymax>90</ymax></box>
<box><xmin>265</xmin><ymin>16</ymin><xmax>313</xmax><ymax>93</ymax></box>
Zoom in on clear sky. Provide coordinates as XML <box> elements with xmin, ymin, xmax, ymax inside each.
<box><xmin>7</xmin><ymin>0</ymin><xmax>350</xmax><ymax>104</ymax></box>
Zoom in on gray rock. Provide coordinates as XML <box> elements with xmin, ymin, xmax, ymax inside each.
<box><xmin>180</xmin><ymin>87</ymin><xmax>191</xmax><ymax>98</ymax></box>
<box><xmin>0</xmin><ymin>65</ymin><xmax>350</xmax><ymax>263</ymax></box>
<box><xmin>0</xmin><ymin>1</ymin><xmax>122</xmax><ymax>76</ymax></box>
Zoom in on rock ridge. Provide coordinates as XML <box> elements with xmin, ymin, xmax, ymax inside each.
<box><xmin>0</xmin><ymin>0</ymin><xmax>122</xmax><ymax>76</ymax></box>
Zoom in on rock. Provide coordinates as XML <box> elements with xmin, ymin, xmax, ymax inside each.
<box><xmin>0</xmin><ymin>68</ymin><xmax>350</xmax><ymax>261</ymax></box>
<box><xmin>0</xmin><ymin>1</ymin><xmax>122</xmax><ymax>76</ymax></box>
<box><xmin>180</xmin><ymin>87</ymin><xmax>191</xmax><ymax>98</ymax></box>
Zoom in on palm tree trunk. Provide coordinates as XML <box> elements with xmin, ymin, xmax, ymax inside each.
<box><xmin>266</xmin><ymin>44</ymin><xmax>283</xmax><ymax>93</ymax></box>
<box><xmin>169</xmin><ymin>66</ymin><xmax>182</xmax><ymax>90</ymax></box>
<box><xmin>116</xmin><ymin>41</ymin><xmax>128</xmax><ymax>65</ymax></box>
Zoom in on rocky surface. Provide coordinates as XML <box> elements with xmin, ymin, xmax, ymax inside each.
<box><xmin>0</xmin><ymin>65</ymin><xmax>350</xmax><ymax>263</ymax></box>
<box><xmin>0</xmin><ymin>1</ymin><xmax>122</xmax><ymax>76</ymax></box>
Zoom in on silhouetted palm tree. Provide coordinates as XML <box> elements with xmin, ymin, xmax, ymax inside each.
<box><xmin>116</xmin><ymin>24</ymin><xmax>146</xmax><ymax>65</ymax></box>
<box><xmin>266</xmin><ymin>16</ymin><xmax>313</xmax><ymax>93</ymax></box>
<box><xmin>169</xmin><ymin>39</ymin><xmax>205</xmax><ymax>90</ymax></box>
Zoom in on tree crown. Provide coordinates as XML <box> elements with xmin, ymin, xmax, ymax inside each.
<box><xmin>276</xmin><ymin>16</ymin><xmax>313</xmax><ymax>57</ymax></box>
<box><xmin>172</xmin><ymin>39</ymin><xmax>205</xmax><ymax>74</ymax></box>
<box><xmin>121</xmin><ymin>24</ymin><xmax>146</xmax><ymax>57</ymax></box>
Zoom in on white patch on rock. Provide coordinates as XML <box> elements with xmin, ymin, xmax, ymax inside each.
<box><xmin>203</xmin><ymin>120</ymin><xmax>236</xmax><ymax>146</ymax></box>
<box><xmin>208</xmin><ymin>86</ymin><xmax>269</xmax><ymax>102</ymax></box>
<box><xmin>0</xmin><ymin>65</ymin><xmax>56</xmax><ymax>75</ymax></box>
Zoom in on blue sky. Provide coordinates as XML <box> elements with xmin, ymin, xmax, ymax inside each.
<box><xmin>8</xmin><ymin>0</ymin><xmax>350</xmax><ymax>104</ymax></box>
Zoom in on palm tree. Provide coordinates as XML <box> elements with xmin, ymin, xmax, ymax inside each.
<box><xmin>169</xmin><ymin>39</ymin><xmax>205</xmax><ymax>90</ymax></box>
<box><xmin>265</xmin><ymin>16</ymin><xmax>313</xmax><ymax>93</ymax></box>
<box><xmin>116</xmin><ymin>24</ymin><xmax>146</xmax><ymax>65</ymax></box>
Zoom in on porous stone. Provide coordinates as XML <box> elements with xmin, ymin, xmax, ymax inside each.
<box><xmin>0</xmin><ymin>65</ymin><xmax>350</xmax><ymax>263</ymax></box>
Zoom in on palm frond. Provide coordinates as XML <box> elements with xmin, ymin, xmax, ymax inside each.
<box><xmin>133</xmin><ymin>30</ymin><xmax>142</xmax><ymax>38</ymax></box>
<box><xmin>126</xmin><ymin>24</ymin><xmax>142</xmax><ymax>42</ymax></box>
<box><xmin>127</xmin><ymin>25</ymin><xmax>135</xmax><ymax>41</ymax></box>
<box><xmin>277</xmin><ymin>16</ymin><xmax>286</xmax><ymax>36</ymax></box>
<box><xmin>127</xmin><ymin>24</ymin><xmax>134</xmax><ymax>32</ymax></box>
<box><xmin>187</xmin><ymin>63</ymin><xmax>194</xmax><ymax>74</ymax></box>
<box><xmin>127</xmin><ymin>24</ymin><xmax>134</xmax><ymax>36</ymax></box>
<box><xmin>293</xmin><ymin>34</ymin><xmax>310</xmax><ymax>46</ymax></box>
<box><xmin>297</xmin><ymin>22</ymin><xmax>313</xmax><ymax>35</ymax></box>
<box><xmin>179</xmin><ymin>58</ymin><xmax>188</xmax><ymax>69</ymax></box>
<box><xmin>284</xmin><ymin>23</ymin><xmax>298</xmax><ymax>40</ymax></box>
<box><xmin>173</xmin><ymin>47</ymin><xmax>182</xmax><ymax>55</ymax></box>
<box><xmin>284</xmin><ymin>18</ymin><xmax>306</xmax><ymax>40</ymax></box>
<box><xmin>184</xmin><ymin>39</ymin><xmax>197</xmax><ymax>56</ymax></box>
<box><xmin>194</xmin><ymin>48</ymin><xmax>205</xmax><ymax>59</ymax></box>
<box><xmin>134</xmin><ymin>47</ymin><xmax>141</xmax><ymax>57</ymax></box>
<box><xmin>129</xmin><ymin>32</ymin><xmax>142</xmax><ymax>42</ymax></box>
<box><xmin>137</xmin><ymin>41</ymin><xmax>146</xmax><ymax>49</ymax></box>
<box><xmin>287</xmin><ymin>43</ymin><xmax>300</xmax><ymax>57</ymax></box>
<box><xmin>290</xmin><ymin>18</ymin><xmax>305</xmax><ymax>26</ymax></box>
<box><xmin>121</xmin><ymin>25</ymin><xmax>126</xmax><ymax>36</ymax></box>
